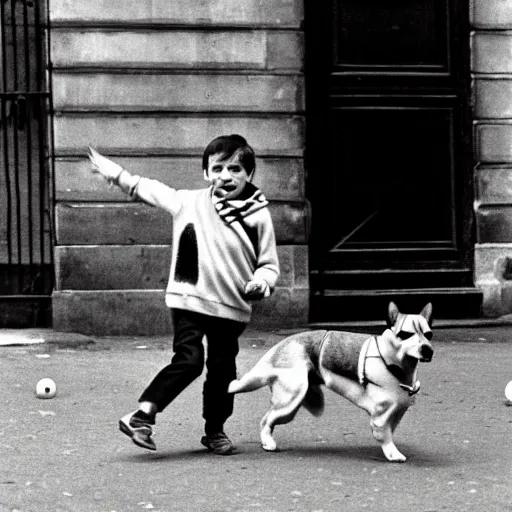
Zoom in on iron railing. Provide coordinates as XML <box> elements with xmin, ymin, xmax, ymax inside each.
<box><xmin>0</xmin><ymin>0</ymin><xmax>53</xmax><ymax>325</ymax></box>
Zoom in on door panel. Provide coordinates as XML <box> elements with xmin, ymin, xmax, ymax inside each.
<box><xmin>306</xmin><ymin>0</ymin><xmax>473</xmax><ymax>286</ymax></box>
<box><xmin>334</xmin><ymin>0</ymin><xmax>449</xmax><ymax>71</ymax></box>
<box><xmin>326</xmin><ymin>100</ymin><xmax>459</xmax><ymax>258</ymax></box>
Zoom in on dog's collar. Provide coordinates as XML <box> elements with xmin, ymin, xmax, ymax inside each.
<box><xmin>359</xmin><ymin>336</ymin><xmax>421</xmax><ymax>396</ymax></box>
<box><xmin>389</xmin><ymin>367</ymin><xmax>421</xmax><ymax>396</ymax></box>
<box><xmin>399</xmin><ymin>381</ymin><xmax>421</xmax><ymax>396</ymax></box>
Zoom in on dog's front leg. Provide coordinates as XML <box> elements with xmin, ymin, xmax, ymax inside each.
<box><xmin>369</xmin><ymin>400</ymin><xmax>406</xmax><ymax>462</ymax></box>
<box><xmin>322</xmin><ymin>370</ymin><xmax>372</xmax><ymax>411</ymax></box>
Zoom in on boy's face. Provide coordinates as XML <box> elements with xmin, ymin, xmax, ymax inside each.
<box><xmin>204</xmin><ymin>151</ymin><xmax>252</xmax><ymax>199</ymax></box>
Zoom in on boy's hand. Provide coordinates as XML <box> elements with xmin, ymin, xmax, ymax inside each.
<box><xmin>243</xmin><ymin>279</ymin><xmax>270</xmax><ymax>300</ymax></box>
<box><xmin>212</xmin><ymin>178</ymin><xmax>229</xmax><ymax>198</ymax></box>
<box><xmin>87</xmin><ymin>146</ymin><xmax>123</xmax><ymax>184</ymax></box>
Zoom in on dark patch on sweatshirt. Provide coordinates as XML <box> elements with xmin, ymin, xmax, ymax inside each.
<box><xmin>174</xmin><ymin>223</ymin><xmax>199</xmax><ymax>284</ymax></box>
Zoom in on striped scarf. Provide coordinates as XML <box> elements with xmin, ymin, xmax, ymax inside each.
<box><xmin>212</xmin><ymin>182</ymin><xmax>269</xmax><ymax>225</ymax></box>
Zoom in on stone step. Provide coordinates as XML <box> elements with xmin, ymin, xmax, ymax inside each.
<box><xmin>55</xmin><ymin>156</ymin><xmax>304</xmax><ymax>203</ymax></box>
<box><xmin>50</xmin><ymin>0</ymin><xmax>303</xmax><ymax>28</ymax></box>
<box><xmin>471</xmin><ymin>0</ymin><xmax>512</xmax><ymax>28</ymax></box>
<box><xmin>54</xmin><ymin>202</ymin><xmax>308</xmax><ymax>245</ymax></box>
<box><xmin>54</xmin><ymin>245</ymin><xmax>308</xmax><ymax>291</ymax></box>
<box><xmin>55</xmin><ymin>245</ymin><xmax>171</xmax><ymax>291</ymax></box>
<box><xmin>475</xmin><ymin>123</ymin><xmax>512</xmax><ymax>163</ymax></box>
<box><xmin>310</xmin><ymin>268</ymin><xmax>474</xmax><ymax>290</ymax></box>
<box><xmin>52</xmin><ymin>287</ymin><xmax>309</xmax><ymax>335</ymax></box>
<box><xmin>53</xmin><ymin>72</ymin><xmax>304</xmax><ymax>113</ymax></box>
<box><xmin>473</xmin><ymin>32</ymin><xmax>512</xmax><ymax>74</ymax></box>
<box><xmin>476</xmin><ymin>164</ymin><xmax>512</xmax><ymax>205</ymax></box>
<box><xmin>52</xmin><ymin>290</ymin><xmax>171</xmax><ymax>335</ymax></box>
<box><xmin>474</xmin><ymin>79</ymin><xmax>512</xmax><ymax>119</ymax></box>
<box><xmin>51</xmin><ymin>29</ymin><xmax>303</xmax><ymax>71</ymax></box>
<box><xmin>53</xmin><ymin>114</ymin><xmax>304</xmax><ymax>155</ymax></box>
<box><xmin>310</xmin><ymin>288</ymin><xmax>484</xmax><ymax>322</ymax></box>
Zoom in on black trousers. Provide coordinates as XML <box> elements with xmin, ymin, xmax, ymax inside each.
<box><xmin>139</xmin><ymin>309</ymin><xmax>245</xmax><ymax>432</ymax></box>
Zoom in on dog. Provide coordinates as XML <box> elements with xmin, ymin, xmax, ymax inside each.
<box><xmin>228</xmin><ymin>302</ymin><xmax>433</xmax><ymax>462</ymax></box>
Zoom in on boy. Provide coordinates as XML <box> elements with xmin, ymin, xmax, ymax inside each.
<box><xmin>88</xmin><ymin>134</ymin><xmax>279</xmax><ymax>455</ymax></box>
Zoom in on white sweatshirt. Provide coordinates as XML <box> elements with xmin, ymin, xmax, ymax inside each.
<box><xmin>120</xmin><ymin>175</ymin><xmax>280</xmax><ymax>323</ymax></box>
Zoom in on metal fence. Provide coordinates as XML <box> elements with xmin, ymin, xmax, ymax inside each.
<box><xmin>0</xmin><ymin>0</ymin><xmax>53</xmax><ymax>324</ymax></box>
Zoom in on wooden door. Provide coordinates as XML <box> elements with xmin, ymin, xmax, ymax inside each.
<box><xmin>305</xmin><ymin>0</ymin><xmax>479</xmax><ymax>320</ymax></box>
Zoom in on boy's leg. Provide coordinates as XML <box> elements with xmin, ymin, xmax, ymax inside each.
<box><xmin>139</xmin><ymin>309</ymin><xmax>206</xmax><ymax>411</ymax></box>
<box><xmin>201</xmin><ymin>317</ymin><xmax>245</xmax><ymax>454</ymax></box>
<box><xmin>120</xmin><ymin>309</ymin><xmax>206</xmax><ymax>450</ymax></box>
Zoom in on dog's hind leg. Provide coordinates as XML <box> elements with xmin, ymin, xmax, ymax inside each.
<box><xmin>260</xmin><ymin>367</ymin><xmax>309</xmax><ymax>451</ymax></box>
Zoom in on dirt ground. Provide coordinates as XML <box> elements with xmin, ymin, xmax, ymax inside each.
<box><xmin>1</xmin><ymin>325</ymin><xmax>512</xmax><ymax>512</ymax></box>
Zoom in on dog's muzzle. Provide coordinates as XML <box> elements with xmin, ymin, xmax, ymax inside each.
<box><xmin>420</xmin><ymin>344</ymin><xmax>433</xmax><ymax>362</ymax></box>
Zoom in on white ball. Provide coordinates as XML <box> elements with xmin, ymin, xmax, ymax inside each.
<box><xmin>36</xmin><ymin>378</ymin><xmax>57</xmax><ymax>399</ymax></box>
<box><xmin>505</xmin><ymin>381</ymin><xmax>512</xmax><ymax>402</ymax></box>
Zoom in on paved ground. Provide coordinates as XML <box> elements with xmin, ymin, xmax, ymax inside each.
<box><xmin>1</xmin><ymin>324</ymin><xmax>512</xmax><ymax>512</ymax></box>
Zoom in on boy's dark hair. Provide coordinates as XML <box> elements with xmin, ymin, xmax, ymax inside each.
<box><xmin>202</xmin><ymin>134</ymin><xmax>256</xmax><ymax>175</ymax></box>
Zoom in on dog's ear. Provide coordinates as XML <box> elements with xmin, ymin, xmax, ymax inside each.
<box><xmin>387</xmin><ymin>301</ymin><xmax>400</xmax><ymax>327</ymax></box>
<box><xmin>420</xmin><ymin>302</ymin><xmax>433</xmax><ymax>326</ymax></box>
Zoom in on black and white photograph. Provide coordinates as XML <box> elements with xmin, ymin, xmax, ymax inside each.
<box><xmin>1</xmin><ymin>1</ymin><xmax>512</xmax><ymax>511</ymax></box>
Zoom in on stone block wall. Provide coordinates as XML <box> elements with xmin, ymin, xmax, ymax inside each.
<box><xmin>472</xmin><ymin>0</ymin><xmax>512</xmax><ymax>316</ymax></box>
<box><xmin>50</xmin><ymin>0</ymin><xmax>308</xmax><ymax>334</ymax></box>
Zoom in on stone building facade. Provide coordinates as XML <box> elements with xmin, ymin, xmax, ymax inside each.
<box><xmin>472</xmin><ymin>1</ymin><xmax>512</xmax><ymax>317</ymax></box>
<box><xmin>46</xmin><ymin>0</ymin><xmax>512</xmax><ymax>334</ymax></box>
<box><xmin>50</xmin><ymin>0</ymin><xmax>308</xmax><ymax>334</ymax></box>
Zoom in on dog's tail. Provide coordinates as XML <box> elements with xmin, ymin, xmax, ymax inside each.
<box><xmin>302</xmin><ymin>382</ymin><xmax>325</xmax><ymax>417</ymax></box>
<box><xmin>228</xmin><ymin>366</ymin><xmax>270</xmax><ymax>394</ymax></box>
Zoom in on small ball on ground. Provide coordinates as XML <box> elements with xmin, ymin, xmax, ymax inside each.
<box><xmin>36</xmin><ymin>378</ymin><xmax>57</xmax><ymax>399</ymax></box>
<box><xmin>505</xmin><ymin>381</ymin><xmax>512</xmax><ymax>403</ymax></box>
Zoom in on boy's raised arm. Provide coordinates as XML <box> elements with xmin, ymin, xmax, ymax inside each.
<box><xmin>88</xmin><ymin>146</ymin><xmax>180</xmax><ymax>214</ymax></box>
<box><xmin>88</xmin><ymin>146</ymin><xmax>124</xmax><ymax>184</ymax></box>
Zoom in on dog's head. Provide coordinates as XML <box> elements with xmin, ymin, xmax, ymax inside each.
<box><xmin>385</xmin><ymin>302</ymin><xmax>434</xmax><ymax>363</ymax></box>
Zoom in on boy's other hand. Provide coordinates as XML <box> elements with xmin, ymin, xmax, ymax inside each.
<box><xmin>87</xmin><ymin>146</ymin><xmax>123</xmax><ymax>184</ymax></box>
<box><xmin>243</xmin><ymin>279</ymin><xmax>270</xmax><ymax>300</ymax></box>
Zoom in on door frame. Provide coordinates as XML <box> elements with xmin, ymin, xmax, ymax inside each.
<box><xmin>304</xmin><ymin>0</ymin><xmax>475</xmax><ymax>288</ymax></box>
